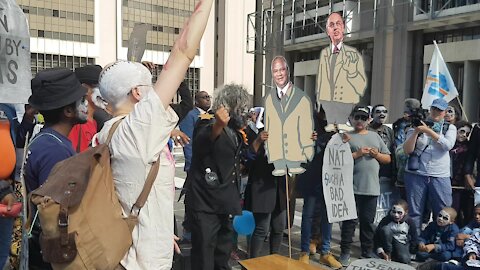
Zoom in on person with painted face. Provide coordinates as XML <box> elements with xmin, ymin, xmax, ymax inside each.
<box><xmin>403</xmin><ymin>98</ymin><xmax>457</xmax><ymax>236</ymax></box>
<box><xmin>369</xmin><ymin>104</ymin><xmax>395</xmax><ymax>182</ymax></box>
<box><xmin>444</xmin><ymin>105</ymin><xmax>461</xmax><ymax>125</ymax></box>
<box><xmin>185</xmin><ymin>84</ymin><xmax>250</xmax><ymax>270</ymax></box>
<box><xmin>339</xmin><ymin>105</ymin><xmax>391</xmax><ymax>265</ymax></box>
<box><xmin>417</xmin><ymin>207</ymin><xmax>459</xmax><ymax>262</ymax></box>
<box><xmin>374</xmin><ymin>199</ymin><xmax>418</xmax><ymax>264</ymax></box>
<box><xmin>449</xmin><ymin>121</ymin><xmax>474</xmax><ymax>228</ymax></box>
<box><xmin>25</xmin><ymin>68</ymin><xmax>88</xmax><ymax>269</ymax></box>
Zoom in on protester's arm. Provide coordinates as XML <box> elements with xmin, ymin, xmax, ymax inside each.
<box><xmin>464</xmin><ymin>234</ymin><xmax>480</xmax><ymax>259</ymax></box>
<box><xmin>210</xmin><ymin>105</ymin><xmax>229</xmax><ymax>141</ymax></box>
<box><xmin>434</xmin><ymin>124</ymin><xmax>456</xmax><ymax>151</ymax></box>
<box><xmin>0</xmin><ymin>181</ymin><xmax>15</xmax><ymax>211</ymax></box>
<box><xmin>154</xmin><ymin>0</ymin><xmax>213</xmax><ymax>108</ymax></box>
<box><xmin>436</xmin><ymin>226</ymin><xmax>458</xmax><ymax>252</ymax></box>
<box><xmin>370</xmin><ymin>135</ymin><xmax>391</xmax><ymax>164</ymax></box>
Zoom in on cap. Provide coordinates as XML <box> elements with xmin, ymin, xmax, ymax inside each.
<box><xmin>75</xmin><ymin>65</ymin><xmax>102</xmax><ymax>85</ymax></box>
<box><xmin>351</xmin><ymin>105</ymin><xmax>370</xmax><ymax>116</ymax></box>
<box><xmin>98</xmin><ymin>61</ymin><xmax>152</xmax><ymax>107</ymax></box>
<box><xmin>431</xmin><ymin>98</ymin><xmax>448</xmax><ymax>111</ymax></box>
<box><xmin>29</xmin><ymin>68</ymin><xmax>87</xmax><ymax>111</ymax></box>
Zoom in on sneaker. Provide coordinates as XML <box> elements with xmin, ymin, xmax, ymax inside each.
<box><xmin>320</xmin><ymin>253</ymin><xmax>342</xmax><ymax>269</ymax></box>
<box><xmin>339</xmin><ymin>253</ymin><xmax>350</xmax><ymax>267</ymax></box>
<box><xmin>361</xmin><ymin>251</ymin><xmax>377</xmax><ymax>259</ymax></box>
<box><xmin>309</xmin><ymin>239</ymin><xmax>318</xmax><ymax>255</ymax></box>
<box><xmin>298</xmin><ymin>252</ymin><xmax>310</xmax><ymax>264</ymax></box>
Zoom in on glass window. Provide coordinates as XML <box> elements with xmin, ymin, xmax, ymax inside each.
<box><xmin>38</xmin><ymin>30</ymin><xmax>45</xmax><ymax>37</ymax></box>
<box><xmin>53</xmin><ymin>9</ymin><xmax>59</xmax><ymax>17</ymax></box>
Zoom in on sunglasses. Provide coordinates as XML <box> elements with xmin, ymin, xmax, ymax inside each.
<box><xmin>438</xmin><ymin>213</ymin><xmax>449</xmax><ymax>221</ymax></box>
<box><xmin>198</xmin><ymin>95</ymin><xmax>211</xmax><ymax>100</ymax></box>
<box><xmin>353</xmin><ymin>115</ymin><xmax>368</xmax><ymax>121</ymax></box>
<box><xmin>375</xmin><ymin>109</ymin><xmax>388</xmax><ymax>114</ymax></box>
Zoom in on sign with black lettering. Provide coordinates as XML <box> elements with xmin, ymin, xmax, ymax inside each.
<box><xmin>0</xmin><ymin>1</ymin><xmax>31</xmax><ymax>104</ymax></box>
<box><xmin>322</xmin><ymin>134</ymin><xmax>357</xmax><ymax>223</ymax></box>
<box><xmin>346</xmin><ymin>258</ymin><xmax>415</xmax><ymax>270</ymax></box>
<box><xmin>374</xmin><ymin>180</ymin><xmax>400</xmax><ymax>224</ymax></box>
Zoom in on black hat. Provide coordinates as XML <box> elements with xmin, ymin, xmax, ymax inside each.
<box><xmin>75</xmin><ymin>65</ymin><xmax>102</xmax><ymax>85</ymax></box>
<box><xmin>29</xmin><ymin>68</ymin><xmax>87</xmax><ymax>111</ymax></box>
<box><xmin>351</xmin><ymin>105</ymin><xmax>370</xmax><ymax>116</ymax></box>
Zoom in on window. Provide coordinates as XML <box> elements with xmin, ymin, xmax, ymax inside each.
<box><xmin>53</xmin><ymin>9</ymin><xmax>59</xmax><ymax>17</ymax></box>
<box><xmin>38</xmin><ymin>30</ymin><xmax>45</xmax><ymax>37</ymax></box>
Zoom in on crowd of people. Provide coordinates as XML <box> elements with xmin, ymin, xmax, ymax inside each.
<box><xmin>1</xmin><ymin>6</ymin><xmax>480</xmax><ymax>270</ymax></box>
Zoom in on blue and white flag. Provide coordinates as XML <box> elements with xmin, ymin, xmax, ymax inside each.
<box><xmin>421</xmin><ymin>42</ymin><xmax>458</xmax><ymax>109</ymax></box>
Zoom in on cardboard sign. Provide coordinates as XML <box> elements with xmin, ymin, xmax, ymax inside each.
<box><xmin>322</xmin><ymin>134</ymin><xmax>357</xmax><ymax>223</ymax></box>
<box><xmin>127</xmin><ymin>23</ymin><xmax>148</xmax><ymax>62</ymax></box>
<box><xmin>346</xmin><ymin>258</ymin><xmax>415</xmax><ymax>270</ymax></box>
<box><xmin>0</xmin><ymin>1</ymin><xmax>31</xmax><ymax>104</ymax></box>
<box><xmin>374</xmin><ymin>180</ymin><xmax>400</xmax><ymax>224</ymax></box>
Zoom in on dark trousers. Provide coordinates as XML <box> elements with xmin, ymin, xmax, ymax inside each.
<box><xmin>191</xmin><ymin>212</ymin><xmax>233</xmax><ymax>270</ymax></box>
<box><xmin>340</xmin><ymin>195</ymin><xmax>378</xmax><ymax>254</ymax></box>
<box><xmin>249</xmin><ymin>206</ymin><xmax>286</xmax><ymax>258</ymax></box>
<box><xmin>377</xmin><ymin>226</ymin><xmax>411</xmax><ymax>264</ymax></box>
<box><xmin>416</xmin><ymin>250</ymin><xmax>452</xmax><ymax>262</ymax></box>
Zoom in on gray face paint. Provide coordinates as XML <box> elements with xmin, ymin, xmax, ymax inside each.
<box><xmin>445</xmin><ymin>106</ymin><xmax>455</xmax><ymax>122</ymax></box>
<box><xmin>373</xmin><ymin>106</ymin><xmax>388</xmax><ymax>124</ymax></box>
<box><xmin>437</xmin><ymin>210</ymin><xmax>451</xmax><ymax>227</ymax></box>
<box><xmin>75</xmin><ymin>96</ymin><xmax>88</xmax><ymax>123</ymax></box>
<box><xmin>390</xmin><ymin>205</ymin><xmax>406</xmax><ymax>222</ymax></box>
<box><xmin>457</xmin><ymin>126</ymin><xmax>471</xmax><ymax>142</ymax></box>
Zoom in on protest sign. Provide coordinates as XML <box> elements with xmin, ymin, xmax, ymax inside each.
<box><xmin>323</xmin><ymin>134</ymin><xmax>357</xmax><ymax>223</ymax></box>
<box><xmin>346</xmin><ymin>258</ymin><xmax>415</xmax><ymax>270</ymax></box>
<box><xmin>0</xmin><ymin>1</ymin><xmax>31</xmax><ymax>104</ymax></box>
<box><xmin>374</xmin><ymin>180</ymin><xmax>400</xmax><ymax>224</ymax></box>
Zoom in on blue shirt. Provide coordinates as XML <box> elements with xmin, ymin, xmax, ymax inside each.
<box><xmin>405</xmin><ymin>124</ymin><xmax>456</xmax><ymax>178</ymax></box>
<box><xmin>24</xmin><ymin>127</ymin><xmax>75</xmax><ymax>193</ymax></box>
<box><xmin>179</xmin><ymin>107</ymin><xmax>202</xmax><ymax>172</ymax></box>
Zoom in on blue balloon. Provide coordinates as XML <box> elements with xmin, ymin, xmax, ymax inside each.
<box><xmin>233</xmin><ymin>210</ymin><xmax>255</xmax><ymax>235</ymax></box>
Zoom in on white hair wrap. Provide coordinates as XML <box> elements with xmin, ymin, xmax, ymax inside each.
<box><xmin>98</xmin><ymin>61</ymin><xmax>152</xmax><ymax>107</ymax></box>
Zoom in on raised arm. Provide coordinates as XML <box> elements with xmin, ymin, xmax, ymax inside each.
<box><xmin>154</xmin><ymin>0</ymin><xmax>213</xmax><ymax>108</ymax></box>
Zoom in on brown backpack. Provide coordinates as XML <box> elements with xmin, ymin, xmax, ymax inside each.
<box><xmin>31</xmin><ymin>119</ymin><xmax>160</xmax><ymax>270</ymax></box>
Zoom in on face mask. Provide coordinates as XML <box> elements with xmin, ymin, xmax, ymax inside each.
<box><xmin>75</xmin><ymin>96</ymin><xmax>88</xmax><ymax>124</ymax></box>
<box><xmin>372</xmin><ymin>106</ymin><xmax>388</xmax><ymax>124</ymax></box>
<box><xmin>437</xmin><ymin>210</ymin><xmax>451</xmax><ymax>227</ymax></box>
<box><xmin>390</xmin><ymin>205</ymin><xmax>406</xmax><ymax>222</ymax></box>
<box><xmin>457</xmin><ymin>126</ymin><xmax>471</xmax><ymax>142</ymax></box>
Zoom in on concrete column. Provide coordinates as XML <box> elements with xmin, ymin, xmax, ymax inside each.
<box><xmin>463</xmin><ymin>61</ymin><xmax>480</xmax><ymax>122</ymax></box>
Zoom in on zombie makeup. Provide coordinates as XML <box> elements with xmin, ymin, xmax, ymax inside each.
<box><xmin>75</xmin><ymin>96</ymin><xmax>89</xmax><ymax>123</ymax></box>
<box><xmin>457</xmin><ymin>126</ymin><xmax>471</xmax><ymax>142</ymax></box>
<box><xmin>373</xmin><ymin>106</ymin><xmax>388</xmax><ymax>124</ymax></box>
<box><xmin>445</xmin><ymin>106</ymin><xmax>456</xmax><ymax>123</ymax></box>
<box><xmin>390</xmin><ymin>205</ymin><xmax>406</xmax><ymax>222</ymax></box>
<box><xmin>437</xmin><ymin>210</ymin><xmax>451</xmax><ymax>227</ymax></box>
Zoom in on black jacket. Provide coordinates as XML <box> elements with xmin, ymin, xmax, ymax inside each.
<box><xmin>185</xmin><ymin>118</ymin><xmax>244</xmax><ymax>215</ymax></box>
<box><xmin>374</xmin><ymin>214</ymin><xmax>419</xmax><ymax>254</ymax></box>
<box><xmin>244</xmin><ymin>126</ymin><xmax>286</xmax><ymax>213</ymax></box>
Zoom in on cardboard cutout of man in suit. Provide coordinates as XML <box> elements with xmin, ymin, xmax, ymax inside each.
<box><xmin>264</xmin><ymin>56</ymin><xmax>315</xmax><ymax>176</ymax></box>
<box><xmin>317</xmin><ymin>12</ymin><xmax>367</xmax><ymax>125</ymax></box>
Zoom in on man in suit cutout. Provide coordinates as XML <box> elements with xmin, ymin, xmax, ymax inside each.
<box><xmin>317</xmin><ymin>12</ymin><xmax>367</xmax><ymax>126</ymax></box>
<box><xmin>264</xmin><ymin>56</ymin><xmax>314</xmax><ymax>176</ymax></box>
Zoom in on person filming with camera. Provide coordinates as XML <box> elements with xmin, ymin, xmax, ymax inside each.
<box><xmin>403</xmin><ymin>98</ymin><xmax>457</xmax><ymax>235</ymax></box>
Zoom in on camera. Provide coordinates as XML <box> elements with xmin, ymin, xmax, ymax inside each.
<box><xmin>409</xmin><ymin>108</ymin><xmax>434</xmax><ymax>127</ymax></box>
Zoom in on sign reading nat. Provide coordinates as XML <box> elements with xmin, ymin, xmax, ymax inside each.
<box><xmin>0</xmin><ymin>1</ymin><xmax>31</xmax><ymax>104</ymax></box>
<box><xmin>323</xmin><ymin>134</ymin><xmax>357</xmax><ymax>223</ymax></box>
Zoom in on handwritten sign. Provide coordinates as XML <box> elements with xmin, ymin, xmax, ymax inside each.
<box><xmin>0</xmin><ymin>1</ymin><xmax>31</xmax><ymax>104</ymax></box>
<box><xmin>374</xmin><ymin>180</ymin><xmax>400</xmax><ymax>224</ymax></box>
<box><xmin>346</xmin><ymin>258</ymin><xmax>415</xmax><ymax>270</ymax></box>
<box><xmin>322</xmin><ymin>134</ymin><xmax>357</xmax><ymax>223</ymax></box>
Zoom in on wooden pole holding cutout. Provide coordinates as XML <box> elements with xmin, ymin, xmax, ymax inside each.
<box><xmin>285</xmin><ymin>174</ymin><xmax>292</xmax><ymax>259</ymax></box>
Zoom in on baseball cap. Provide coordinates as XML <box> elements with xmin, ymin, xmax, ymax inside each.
<box><xmin>351</xmin><ymin>105</ymin><xmax>370</xmax><ymax>116</ymax></box>
<box><xmin>431</xmin><ymin>98</ymin><xmax>448</xmax><ymax>111</ymax></box>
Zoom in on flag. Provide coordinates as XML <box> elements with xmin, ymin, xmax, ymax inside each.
<box><xmin>421</xmin><ymin>41</ymin><xmax>458</xmax><ymax>109</ymax></box>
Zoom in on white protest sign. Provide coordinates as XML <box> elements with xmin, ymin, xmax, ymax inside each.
<box><xmin>346</xmin><ymin>258</ymin><xmax>415</xmax><ymax>270</ymax></box>
<box><xmin>0</xmin><ymin>1</ymin><xmax>31</xmax><ymax>104</ymax></box>
<box><xmin>323</xmin><ymin>133</ymin><xmax>357</xmax><ymax>223</ymax></box>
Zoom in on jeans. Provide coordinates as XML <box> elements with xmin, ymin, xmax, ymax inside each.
<box><xmin>249</xmin><ymin>207</ymin><xmax>286</xmax><ymax>258</ymax></box>
<box><xmin>404</xmin><ymin>172</ymin><xmax>452</xmax><ymax>235</ymax></box>
<box><xmin>377</xmin><ymin>225</ymin><xmax>411</xmax><ymax>264</ymax></box>
<box><xmin>300</xmin><ymin>193</ymin><xmax>332</xmax><ymax>255</ymax></box>
<box><xmin>416</xmin><ymin>251</ymin><xmax>452</xmax><ymax>262</ymax></box>
<box><xmin>341</xmin><ymin>195</ymin><xmax>378</xmax><ymax>255</ymax></box>
<box><xmin>0</xmin><ymin>217</ymin><xmax>14</xmax><ymax>268</ymax></box>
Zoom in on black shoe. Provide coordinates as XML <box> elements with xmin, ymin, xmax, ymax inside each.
<box><xmin>361</xmin><ymin>251</ymin><xmax>377</xmax><ymax>259</ymax></box>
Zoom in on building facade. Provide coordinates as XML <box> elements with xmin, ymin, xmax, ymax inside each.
<box><xmin>18</xmin><ymin>0</ymin><xmax>255</xmax><ymax>99</ymax></box>
<box><xmin>251</xmin><ymin>0</ymin><xmax>480</xmax><ymax>122</ymax></box>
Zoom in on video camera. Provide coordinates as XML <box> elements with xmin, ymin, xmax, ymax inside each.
<box><xmin>409</xmin><ymin>108</ymin><xmax>434</xmax><ymax>127</ymax></box>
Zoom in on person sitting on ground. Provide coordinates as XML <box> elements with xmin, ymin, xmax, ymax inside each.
<box><xmin>417</xmin><ymin>207</ymin><xmax>459</xmax><ymax>262</ymax></box>
<box><xmin>374</xmin><ymin>199</ymin><xmax>418</xmax><ymax>264</ymax></box>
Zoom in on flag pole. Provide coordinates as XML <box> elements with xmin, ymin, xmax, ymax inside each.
<box><xmin>455</xmin><ymin>96</ymin><xmax>469</xmax><ymax>122</ymax></box>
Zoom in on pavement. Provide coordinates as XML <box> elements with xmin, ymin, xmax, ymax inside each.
<box><xmin>171</xmin><ymin>145</ymin><xmax>420</xmax><ymax>269</ymax></box>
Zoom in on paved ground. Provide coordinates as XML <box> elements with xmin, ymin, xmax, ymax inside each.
<box><xmin>171</xmin><ymin>146</ymin><xmax>419</xmax><ymax>269</ymax></box>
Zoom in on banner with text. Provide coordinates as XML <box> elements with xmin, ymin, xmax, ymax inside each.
<box><xmin>0</xmin><ymin>1</ymin><xmax>31</xmax><ymax>104</ymax></box>
<box><xmin>323</xmin><ymin>134</ymin><xmax>357</xmax><ymax>223</ymax></box>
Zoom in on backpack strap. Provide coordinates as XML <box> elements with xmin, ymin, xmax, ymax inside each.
<box><xmin>131</xmin><ymin>154</ymin><xmax>160</xmax><ymax>213</ymax></box>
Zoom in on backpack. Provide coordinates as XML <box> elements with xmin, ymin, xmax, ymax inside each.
<box><xmin>31</xmin><ymin>119</ymin><xmax>160</xmax><ymax>270</ymax></box>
